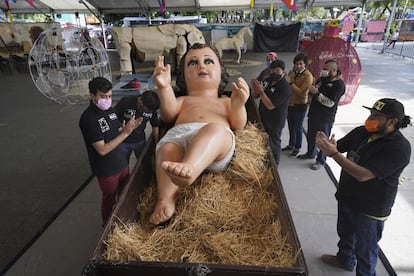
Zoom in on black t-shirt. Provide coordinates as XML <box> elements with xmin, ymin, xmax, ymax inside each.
<box><xmin>308</xmin><ymin>78</ymin><xmax>345</xmax><ymax>122</ymax></box>
<box><xmin>335</xmin><ymin>126</ymin><xmax>411</xmax><ymax>217</ymax></box>
<box><xmin>114</xmin><ymin>96</ymin><xmax>160</xmax><ymax>143</ymax></box>
<box><xmin>259</xmin><ymin>75</ymin><xmax>292</xmax><ymax>132</ymax></box>
<box><xmin>79</xmin><ymin>101</ymin><xmax>127</xmax><ymax>177</ymax></box>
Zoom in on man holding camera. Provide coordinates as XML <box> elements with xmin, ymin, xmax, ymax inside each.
<box><xmin>115</xmin><ymin>91</ymin><xmax>160</xmax><ymax>163</ymax></box>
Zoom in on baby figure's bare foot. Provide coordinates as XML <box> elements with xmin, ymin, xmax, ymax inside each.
<box><xmin>161</xmin><ymin>161</ymin><xmax>195</xmax><ymax>188</ymax></box>
<box><xmin>149</xmin><ymin>199</ymin><xmax>176</xmax><ymax>225</ymax></box>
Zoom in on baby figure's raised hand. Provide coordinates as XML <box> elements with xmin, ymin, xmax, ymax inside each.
<box><xmin>231</xmin><ymin>77</ymin><xmax>249</xmax><ymax>107</ymax></box>
<box><xmin>153</xmin><ymin>56</ymin><xmax>171</xmax><ymax>89</ymax></box>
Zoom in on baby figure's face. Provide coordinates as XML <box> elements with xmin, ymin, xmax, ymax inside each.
<box><xmin>184</xmin><ymin>47</ymin><xmax>221</xmax><ymax>94</ymax></box>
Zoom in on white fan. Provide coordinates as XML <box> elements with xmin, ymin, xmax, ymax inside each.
<box><xmin>29</xmin><ymin>26</ymin><xmax>112</xmax><ymax>104</ymax></box>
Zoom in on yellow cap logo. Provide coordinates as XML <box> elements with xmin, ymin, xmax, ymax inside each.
<box><xmin>373</xmin><ymin>100</ymin><xmax>386</xmax><ymax>111</ymax></box>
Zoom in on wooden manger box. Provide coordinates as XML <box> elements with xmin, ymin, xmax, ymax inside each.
<box><xmin>82</xmin><ymin>95</ymin><xmax>308</xmax><ymax>276</ymax></box>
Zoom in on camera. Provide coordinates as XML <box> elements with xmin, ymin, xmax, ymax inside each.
<box><xmin>142</xmin><ymin>111</ymin><xmax>152</xmax><ymax>119</ymax></box>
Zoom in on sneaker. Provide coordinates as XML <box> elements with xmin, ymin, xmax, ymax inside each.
<box><xmin>290</xmin><ymin>149</ymin><xmax>300</xmax><ymax>157</ymax></box>
<box><xmin>321</xmin><ymin>254</ymin><xmax>354</xmax><ymax>272</ymax></box>
<box><xmin>282</xmin><ymin>145</ymin><xmax>294</xmax><ymax>151</ymax></box>
<box><xmin>297</xmin><ymin>153</ymin><xmax>314</xmax><ymax>159</ymax></box>
<box><xmin>310</xmin><ymin>163</ymin><xmax>322</xmax><ymax>170</ymax></box>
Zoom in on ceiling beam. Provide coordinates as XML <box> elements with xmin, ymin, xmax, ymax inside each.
<box><xmin>1</xmin><ymin>0</ymin><xmax>371</xmax><ymax>15</ymax></box>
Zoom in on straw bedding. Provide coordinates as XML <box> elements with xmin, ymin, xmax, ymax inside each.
<box><xmin>104</xmin><ymin>122</ymin><xmax>298</xmax><ymax>267</ymax></box>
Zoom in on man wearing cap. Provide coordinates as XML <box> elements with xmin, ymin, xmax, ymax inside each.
<box><xmin>315</xmin><ymin>98</ymin><xmax>411</xmax><ymax>275</ymax></box>
<box><xmin>255</xmin><ymin>52</ymin><xmax>278</xmax><ymax>82</ymax></box>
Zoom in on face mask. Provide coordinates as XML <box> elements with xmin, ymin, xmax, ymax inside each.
<box><xmin>270</xmin><ymin>73</ymin><xmax>283</xmax><ymax>82</ymax></box>
<box><xmin>320</xmin><ymin>70</ymin><xmax>330</xmax><ymax>78</ymax></box>
<box><xmin>295</xmin><ymin>67</ymin><xmax>306</xmax><ymax>74</ymax></box>
<box><xmin>266</xmin><ymin>61</ymin><xmax>272</xmax><ymax>67</ymax></box>
<box><xmin>96</xmin><ymin>98</ymin><xmax>112</xmax><ymax>111</ymax></box>
<box><xmin>364</xmin><ymin>119</ymin><xmax>379</xmax><ymax>132</ymax></box>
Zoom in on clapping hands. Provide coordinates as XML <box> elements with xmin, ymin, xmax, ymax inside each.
<box><xmin>315</xmin><ymin>131</ymin><xmax>337</xmax><ymax>156</ymax></box>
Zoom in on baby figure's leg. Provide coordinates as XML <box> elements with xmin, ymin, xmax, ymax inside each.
<box><xmin>149</xmin><ymin>123</ymin><xmax>233</xmax><ymax>225</ymax></box>
<box><xmin>161</xmin><ymin>123</ymin><xmax>233</xmax><ymax>188</ymax></box>
<box><xmin>149</xmin><ymin>142</ymin><xmax>183</xmax><ymax>225</ymax></box>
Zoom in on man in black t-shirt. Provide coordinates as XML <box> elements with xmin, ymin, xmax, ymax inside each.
<box><xmin>115</xmin><ymin>91</ymin><xmax>160</xmax><ymax>163</ymax></box>
<box><xmin>251</xmin><ymin>59</ymin><xmax>292</xmax><ymax>164</ymax></box>
<box><xmin>297</xmin><ymin>59</ymin><xmax>345</xmax><ymax>170</ymax></box>
<box><xmin>315</xmin><ymin>98</ymin><xmax>411</xmax><ymax>275</ymax></box>
<box><xmin>79</xmin><ymin>77</ymin><xmax>141</xmax><ymax>225</ymax></box>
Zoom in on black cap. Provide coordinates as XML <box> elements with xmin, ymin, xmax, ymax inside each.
<box><xmin>363</xmin><ymin>98</ymin><xmax>405</xmax><ymax>120</ymax></box>
<box><xmin>269</xmin><ymin>59</ymin><xmax>285</xmax><ymax>70</ymax></box>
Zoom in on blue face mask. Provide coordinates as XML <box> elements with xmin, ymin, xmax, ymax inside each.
<box><xmin>266</xmin><ymin>61</ymin><xmax>272</xmax><ymax>67</ymax></box>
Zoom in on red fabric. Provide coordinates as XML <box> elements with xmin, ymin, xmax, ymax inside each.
<box><xmin>299</xmin><ymin>40</ymin><xmax>312</xmax><ymax>48</ymax></box>
<box><xmin>304</xmin><ymin>37</ymin><xmax>362</xmax><ymax>105</ymax></box>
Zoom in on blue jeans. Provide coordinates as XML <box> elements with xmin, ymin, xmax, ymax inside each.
<box><xmin>287</xmin><ymin>105</ymin><xmax>307</xmax><ymax>150</ymax></box>
<box><xmin>119</xmin><ymin>140</ymin><xmax>146</xmax><ymax>163</ymax></box>
<box><xmin>306</xmin><ymin>117</ymin><xmax>333</xmax><ymax>164</ymax></box>
<box><xmin>336</xmin><ymin>203</ymin><xmax>384</xmax><ymax>276</ymax></box>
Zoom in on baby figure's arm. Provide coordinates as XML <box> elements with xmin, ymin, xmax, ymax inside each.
<box><xmin>229</xmin><ymin>77</ymin><xmax>249</xmax><ymax>129</ymax></box>
<box><xmin>153</xmin><ymin>56</ymin><xmax>182</xmax><ymax>123</ymax></box>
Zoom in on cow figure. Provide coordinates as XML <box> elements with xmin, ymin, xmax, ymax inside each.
<box><xmin>111</xmin><ymin>24</ymin><xmax>205</xmax><ymax>75</ymax></box>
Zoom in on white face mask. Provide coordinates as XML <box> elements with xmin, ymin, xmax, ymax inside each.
<box><xmin>320</xmin><ymin>69</ymin><xmax>330</xmax><ymax>77</ymax></box>
<box><xmin>96</xmin><ymin>98</ymin><xmax>112</xmax><ymax>111</ymax></box>
<box><xmin>296</xmin><ymin>68</ymin><xmax>306</xmax><ymax>74</ymax></box>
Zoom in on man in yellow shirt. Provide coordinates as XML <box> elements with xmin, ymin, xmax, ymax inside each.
<box><xmin>283</xmin><ymin>53</ymin><xmax>314</xmax><ymax>156</ymax></box>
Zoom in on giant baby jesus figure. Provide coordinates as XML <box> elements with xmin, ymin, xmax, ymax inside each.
<box><xmin>150</xmin><ymin>43</ymin><xmax>250</xmax><ymax>225</ymax></box>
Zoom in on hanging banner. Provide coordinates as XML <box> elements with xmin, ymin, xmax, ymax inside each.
<box><xmin>269</xmin><ymin>1</ymin><xmax>273</xmax><ymax>18</ymax></box>
<box><xmin>161</xmin><ymin>0</ymin><xmax>166</xmax><ymax>13</ymax></box>
<box><xmin>250</xmin><ymin>0</ymin><xmax>254</xmax><ymax>8</ymax></box>
<box><xmin>157</xmin><ymin>0</ymin><xmax>166</xmax><ymax>13</ymax></box>
<box><xmin>281</xmin><ymin>0</ymin><xmax>297</xmax><ymax>12</ymax></box>
<box><xmin>7</xmin><ymin>10</ymin><xmax>13</xmax><ymax>23</ymax></box>
<box><xmin>253</xmin><ymin>22</ymin><xmax>301</xmax><ymax>52</ymax></box>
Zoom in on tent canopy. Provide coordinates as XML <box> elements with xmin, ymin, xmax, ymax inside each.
<box><xmin>1</xmin><ymin>0</ymin><xmax>370</xmax><ymax>15</ymax></box>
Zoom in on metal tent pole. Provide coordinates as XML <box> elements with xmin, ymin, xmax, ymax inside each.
<box><xmin>354</xmin><ymin>0</ymin><xmax>365</xmax><ymax>47</ymax></box>
<box><xmin>382</xmin><ymin>0</ymin><xmax>398</xmax><ymax>53</ymax></box>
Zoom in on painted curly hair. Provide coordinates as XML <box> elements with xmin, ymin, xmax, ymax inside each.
<box><xmin>175</xmin><ymin>43</ymin><xmax>229</xmax><ymax>97</ymax></box>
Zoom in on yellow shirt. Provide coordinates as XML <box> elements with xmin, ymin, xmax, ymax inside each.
<box><xmin>288</xmin><ymin>69</ymin><xmax>314</xmax><ymax>106</ymax></box>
